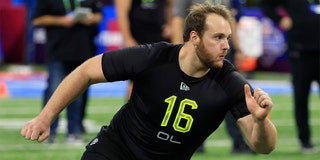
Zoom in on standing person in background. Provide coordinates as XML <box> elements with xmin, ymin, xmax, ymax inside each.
<box><xmin>114</xmin><ymin>0</ymin><xmax>173</xmax><ymax>99</ymax></box>
<box><xmin>171</xmin><ymin>0</ymin><xmax>252</xmax><ymax>154</ymax></box>
<box><xmin>32</xmin><ymin>0</ymin><xmax>103</xmax><ymax>143</ymax></box>
<box><xmin>259</xmin><ymin>0</ymin><xmax>319</xmax><ymax>154</ymax></box>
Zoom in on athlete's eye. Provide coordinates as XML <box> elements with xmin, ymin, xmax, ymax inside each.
<box><xmin>227</xmin><ymin>36</ymin><xmax>231</xmax><ymax>41</ymax></box>
<box><xmin>214</xmin><ymin>35</ymin><xmax>223</xmax><ymax>40</ymax></box>
<box><xmin>213</xmin><ymin>33</ymin><xmax>231</xmax><ymax>42</ymax></box>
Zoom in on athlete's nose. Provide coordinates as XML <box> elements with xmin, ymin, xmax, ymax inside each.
<box><xmin>222</xmin><ymin>39</ymin><xmax>230</xmax><ymax>50</ymax></box>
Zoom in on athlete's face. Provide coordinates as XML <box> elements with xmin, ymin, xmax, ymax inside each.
<box><xmin>195</xmin><ymin>14</ymin><xmax>231</xmax><ymax>68</ymax></box>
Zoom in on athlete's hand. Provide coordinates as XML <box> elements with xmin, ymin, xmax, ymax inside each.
<box><xmin>244</xmin><ymin>84</ymin><xmax>272</xmax><ymax>121</ymax></box>
<box><xmin>20</xmin><ymin>116</ymin><xmax>50</xmax><ymax>143</ymax></box>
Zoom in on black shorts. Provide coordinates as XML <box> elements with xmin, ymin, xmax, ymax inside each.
<box><xmin>81</xmin><ymin>126</ymin><xmax>136</xmax><ymax>160</ymax></box>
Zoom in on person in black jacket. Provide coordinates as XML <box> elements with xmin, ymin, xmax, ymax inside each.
<box><xmin>114</xmin><ymin>0</ymin><xmax>172</xmax><ymax>107</ymax></box>
<box><xmin>32</xmin><ymin>0</ymin><xmax>103</xmax><ymax>143</ymax></box>
<box><xmin>259</xmin><ymin>0</ymin><xmax>320</xmax><ymax>154</ymax></box>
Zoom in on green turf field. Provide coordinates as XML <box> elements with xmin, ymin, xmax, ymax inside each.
<box><xmin>0</xmin><ymin>94</ymin><xmax>319</xmax><ymax>160</ymax></box>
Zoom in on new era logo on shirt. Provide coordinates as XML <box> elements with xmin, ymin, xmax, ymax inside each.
<box><xmin>180</xmin><ymin>82</ymin><xmax>190</xmax><ymax>91</ymax></box>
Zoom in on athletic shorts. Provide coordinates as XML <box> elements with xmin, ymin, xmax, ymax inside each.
<box><xmin>81</xmin><ymin>126</ymin><xmax>136</xmax><ymax>160</ymax></box>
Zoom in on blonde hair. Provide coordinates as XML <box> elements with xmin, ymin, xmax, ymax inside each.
<box><xmin>183</xmin><ymin>2</ymin><xmax>233</xmax><ymax>42</ymax></box>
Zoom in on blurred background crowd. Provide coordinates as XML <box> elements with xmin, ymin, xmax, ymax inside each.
<box><xmin>0</xmin><ymin>0</ymin><xmax>289</xmax><ymax>73</ymax></box>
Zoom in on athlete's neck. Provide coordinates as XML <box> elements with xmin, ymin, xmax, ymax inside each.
<box><xmin>179</xmin><ymin>43</ymin><xmax>210</xmax><ymax>78</ymax></box>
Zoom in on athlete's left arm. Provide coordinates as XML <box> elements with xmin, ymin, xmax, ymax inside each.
<box><xmin>237</xmin><ymin>84</ymin><xmax>277</xmax><ymax>154</ymax></box>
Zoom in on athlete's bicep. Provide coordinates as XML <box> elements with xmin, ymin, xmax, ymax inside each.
<box><xmin>101</xmin><ymin>45</ymin><xmax>153</xmax><ymax>81</ymax></box>
<box><xmin>223</xmin><ymin>71</ymin><xmax>252</xmax><ymax>120</ymax></box>
<box><xmin>80</xmin><ymin>54</ymin><xmax>108</xmax><ymax>83</ymax></box>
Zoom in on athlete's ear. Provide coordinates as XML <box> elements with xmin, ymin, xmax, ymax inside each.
<box><xmin>190</xmin><ymin>31</ymin><xmax>200</xmax><ymax>45</ymax></box>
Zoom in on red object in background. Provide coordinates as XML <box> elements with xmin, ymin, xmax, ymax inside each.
<box><xmin>106</xmin><ymin>19</ymin><xmax>121</xmax><ymax>51</ymax></box>
<box><xmin>0</xmin><ymin>0</ymin><xmax>11</xmax><ymax>6</ymax></box>
<box><xmin>0</xmin><ymin>0</ymin><xmax>27</xmax><ymax>64</ymax></box>
<box><xmin>239</xmin><ymin>57</ymin><xmax>257</xmax><ymax>72</ymax></box>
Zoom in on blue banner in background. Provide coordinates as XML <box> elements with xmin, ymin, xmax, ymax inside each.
<box><xmin>1</xmin><ymin>2</ymin><xmax>289</xmax><ymax>72</ymax></box>
<box><xmin>95</xmin><ymin>5</ymin><xmax>123</xmax><ymax>54</ymax></box>
<box><xmin>243</xmin><ymin>7</ymin><xmax>289</xmax><ymax>72</ymax></box>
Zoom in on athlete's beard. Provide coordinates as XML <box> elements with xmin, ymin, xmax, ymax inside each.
<box><xmin>196</xmin><ymin>41</ymin><xmax>224</xmax><ymax>69</ymax></box>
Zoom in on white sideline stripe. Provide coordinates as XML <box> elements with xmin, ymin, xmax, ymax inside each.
<box><xmin>0</xmin><ymin>105</ymin><xmax>120</xmax><ymax>115</ymax></box>
<box><xmin>0</xmin><ymin>121</ymin><xmax>319</xmax><ymax>151</ymax></box>
<box><xmin>0</xmin><ymin>138</ymin><xmax>318</xmax><ymax>151</ymax></box>
<box><xmin>205</xmin><ymin>138</ymin><xmax>298</xmax><ymax>147</ymax></box>
<box><xmin>1</xmin><ymin>105</ymin><xmax>319</xmax><ymax>115</ymax></box>
<box><xmin>0</xmin><ymin>144</ymin><xmax>84</xmax><ymax>151</ymax></box>
<box><xmin>0</xmin><ymin>119</ymin><xmax>102</xmax><ymax>133</ymax></box>
<box><xmin>206</xmin><ymin>137</ymin><xmax>320</xmax><ymax>147</ymax></box>
<box><xmin>1</xmin><ymin>118</ymin><xmax>320</xmax><ymax>131</ymax></box>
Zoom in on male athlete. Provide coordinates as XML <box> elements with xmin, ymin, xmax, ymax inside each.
<box><xmin>21</xmin><ymin>2</ymin><xmax>277</xmax><ymax>160</ymax></box>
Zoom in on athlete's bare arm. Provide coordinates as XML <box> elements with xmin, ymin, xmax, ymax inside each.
<box><xmin>21</xmin><ymin>54</ymin><xmax>106</xmax><ymax>142</ymax></box>
<box><xmin>237</xmin><ymin>84</ymin><xmax>277</xmax><ymax>154</ymax></box>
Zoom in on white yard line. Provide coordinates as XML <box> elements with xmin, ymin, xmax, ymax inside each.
<box><xmin>0</xmin><ymin>138</ymin><xmax>318</xmax><ymax>151</ymax></box>
<box><xmin>0</xmin><ymin>143</ymin><xmax>84</xmax><ymax>151</ymax></box>
<box><xmin>0</xmin><ymin>119</ymin><xmax>102</xmax><ymax>133</ymax></box>
<box><xmin>1</xmin><ymin>103</ymin><xmax>319</xmax><ymax>116</ymax></box>
<box><xmin>1</xmin><ymin>117</ymin><xmax>320</xmax><ymax>131</ymax></box>
<box><xmin>0</xmin><ymin>105</ymin><xmax>120</xmax><ymax>115</ymax></box>
<box><xmin>0</xmin><ymin>118</ymin><xmax>318</xmax><ymax>151</ymax></box>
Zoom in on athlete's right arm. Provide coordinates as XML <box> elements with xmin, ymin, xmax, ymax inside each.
<box><xmin>20</xmin><ymin>54</ymin><xmax>107</xmax><ymax>143</ymax></box>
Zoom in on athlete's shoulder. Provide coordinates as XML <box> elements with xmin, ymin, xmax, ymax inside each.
<box><xmin>222</xmin><ymin>59</ymin><xmax>236</xmax><ymax>71</ymax></box>
<box><xmin>150</xmin><ymin>42</ymin><xmax>182</xmax><ymax>62</ymax></box>
<box><xmin>145</xmin><ymin>41</ymin><xmax>178</xmax><ymax>50</ymax></box>
<box><xmin>209</xmin><ymin>59</ymin><xmax>239</xmax><ymax>83</ymax></box>
<box><xmin>220</xmin><ymin>60</ymin><xmax>249</xmax><ymax>86</ymax></box>
<box><xmin>141</xmin><ymin>42</ymin><xmax>182</xmax><ymax>61</ymax></box>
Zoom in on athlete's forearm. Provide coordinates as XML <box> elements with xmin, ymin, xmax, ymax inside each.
<box><xmin>238</xmin><ymin>115</ymin><xmax>277</xmax><ymax>154</ymax></box>
<box><xmin>250</xmin><ymin>118</ymin><xmax>277</xmax><ymax>154</ymax></box>
<box><xmin>39</xmin><ymin>66</ymin><xmax>90</xmax><ymax>124</ymax></box>
<box><xmin>39</xmin><ymin>55</ymin><xmax>106</xmax><ymax>125</ymax></box>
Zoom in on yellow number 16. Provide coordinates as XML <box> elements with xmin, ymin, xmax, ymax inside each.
<box><xmin>161</xmin><ymin>95</ymin><xmax>198</xmax><ymax>133</ymax></box>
